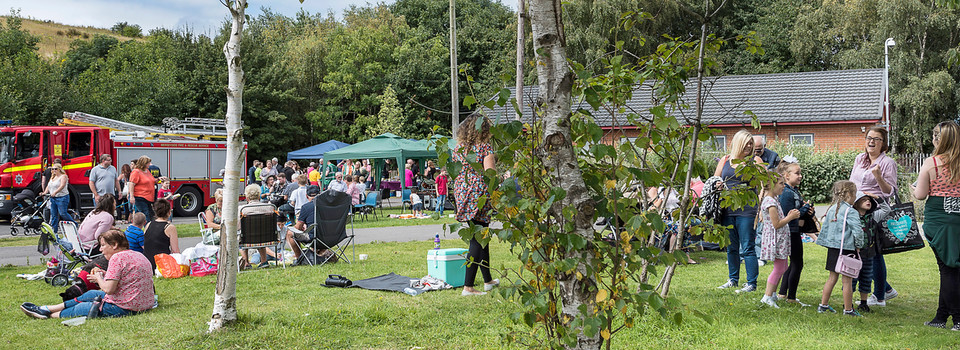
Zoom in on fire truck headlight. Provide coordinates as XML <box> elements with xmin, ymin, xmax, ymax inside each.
<box><xmin>0</xmin><ymin>194</ymin><xmax>9</xmax><ymax>202</ymax></box>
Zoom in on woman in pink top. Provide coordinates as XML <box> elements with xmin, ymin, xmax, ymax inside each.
<box><xmin>20</xmin><ymin>229</ymin><xmax>155</xmax><ymax>319</ymax></box>
<box><xmin>404</xmin><ymin>163</ymin><xmax>414</xmax><ymax>188</ymax></box>
<box><xmin>345</xmin><ymin>175</ymin><xmax>362</xmax><ymax>205</ymax></box>
<box><xmin>848</xmin><ymin>126</ymin><xmax>899</xmax><ymax>307</ymax></box>
<box><xmin>77</xmin><ymin>195</ymin><xmax>116</xmax><ymax>250</ymax></box>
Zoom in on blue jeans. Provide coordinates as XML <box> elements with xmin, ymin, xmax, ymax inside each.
<box><xmin>873</xmin><ymin>255</ymin><xmax>894</xmax><ymax>300</ymax></box>
<box><xmin>58</xmin><ymin>290</ymin><xmax>131</xmax><ymax>318</ymax></box>
<box><xmin>49</xmin><ymin>195</ymin><xmax>73</xmax><ymax>234</ymax></box>
<box><xmin>723</xmin><ymin>215</ymin><xmax>758</xmax><ymax>286</ymax></box>
<box><xmin>853</xmin><ymin>255</ymin><xmax>875</xmax><ymax>294</ymax></box>
<box><xmin>435</xmin><ymin>194</ymin><xmax>446</xmax><ymax>214</ymax></box>
<box><xmin>134</xmin><ymin>197</ymin><xmax>154</xmax><ymax>223</ymax></box>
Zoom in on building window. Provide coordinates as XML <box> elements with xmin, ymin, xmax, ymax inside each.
<box><xmin>620</xmin><ymin>137</ymin><xmax>637</xmax><ymax>145</ymax></box>
<box><xmin>790</xmin><ymin>133</ymin><xmax>814</xmax><ymax>147</ymax></box>
<box><xmin>707</xmin><ymin>135</ymin><xmax>727</xmax><ymax>153</ymax></box>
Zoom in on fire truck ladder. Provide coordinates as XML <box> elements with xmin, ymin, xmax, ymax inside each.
<box><xmin>59</xmin><ymin>112</ymin><xmax>230</xmax><ymax>140</ymax></box>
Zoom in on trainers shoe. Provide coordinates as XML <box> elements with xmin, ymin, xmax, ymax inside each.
<box><xmin>717</xmin><ymin>280</ymin><xmax>738</xmax><ymax>289</ymax></box>
<box><xmin>785</xmin><ymin>299</ymin><xmax>811</xmax><ymax>307</ymax></box>
<box><xmin>735</xmin><ymin>284</ymin><xmax>757</xmax><ymax>294</ymax></box>
<box><xmin>843</xmin><ymin>309</ymin><xmax>863</xmax><ymax>317</ymax></box>
<box><xmin>461</xmin><ymin>289</ymin><xmax>487</xmax><ymax>296</ymax></box>
<box><xmin>925</xmin><ymin>321</ymin><xmax>947</xmax><ymax>329</ymax></box>
<box><xmin>817</xmin><ymin>305</ymin><xmax>836</xmax><ymax>313</ymax></box>
<box><xmin>20</xmin><ymin>303</ymin><xmax>50</xmax><ymax>319</ymax></box>
<box><xmin>483</xmin><ymin>279</ymin><xmax>500</xmax><ymax>292</ymax></box>
<box><xmin>760</xmin><ymin>295</ymin><xmax>780</xmax><ymax>309</ymax></box>
<box><xmin>866</xmin><ymin>294</ymin><xmax>886</xmax><ymax>307</ymax></box>
<box><xmin>885</xmin><ymin>288</ymin><xmax>898</xmax><ymax>300</ymax></box>
<box><xmin>952</xmin><ymin>324</ymin><xmax>960</xmax><ymax>331</ymax></box>
<box><xmin>758</xmin><ymin>260</ymin><xmax>766</xmax><ymax>267</ymax></box>
<box><xmin>857</xmin><ymin>303</ymin><xmax>871</xmax><ymax>313</ymax></box>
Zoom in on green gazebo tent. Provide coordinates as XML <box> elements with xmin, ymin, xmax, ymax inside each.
<box><xmin>322</xmin><ymin>133</ymin><xmax>454</xmax><ymax>190</ymax></box>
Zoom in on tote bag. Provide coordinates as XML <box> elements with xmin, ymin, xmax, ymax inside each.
<box><xmin>878</xmin><ymin>199</ymin><xmax>925</xmax><ymax>255</ymax></box>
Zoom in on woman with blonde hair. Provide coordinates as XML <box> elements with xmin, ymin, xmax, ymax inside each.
<box><xmin>40</xmin><ymin>163</ymin><xmax>73</xmax><ymax>233</ymax></box>
<box><xmin>454</xmin><ymin>114</ymin><xmax>499</xmax><ymax>296</ymax></box>
<box><xmin>914</xmin><ymin>121</ymin><xmax>960</xmax><ymax>330</ymax></box>
<box><xmin>714</xmin><ymin>129</ymin><xmax>765</xmax><ymax>293</ymax></box>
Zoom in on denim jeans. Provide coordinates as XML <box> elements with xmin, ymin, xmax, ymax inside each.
<box><xmin>49</xmin><ymin>195</ymin><xmax>73</xmax><ymax>234</ymax></box>
<box><xmin>853</xmin><ymin>255</ymin><xmax>875</xmax><ymax>294</ymax></box>
<box><xmin>134</xmin><ymin>197</ymin><xmax>154</xmax><ymax>223</ymax></box>
<box><xmin>58</xmin><ymin>290</ymin><xmax>131</xmax><ymax>318</ymax></box>
<box><xmin>434</xmin><ymin>194</ymin><xmax>446</xmax><ymax>214</ymax></box>
<box><xmin>723</xmin><ymin>215</ymin><xmax>758</xmax><ymax>286</ymax></box>
<box><xmin>873</xmin><ymin>255</ymin><xmax>894</xmax><ymax>300</ymax></box>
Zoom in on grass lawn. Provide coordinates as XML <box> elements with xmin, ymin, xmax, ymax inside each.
<box><xmin>3</xmin><ymin>239</ymin><xmax>958</xmax><ymax>349</ymax></box>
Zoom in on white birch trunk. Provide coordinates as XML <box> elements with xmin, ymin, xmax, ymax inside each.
<box><xmin>528</xmin><ymin>1</ymin><xmax>601</xmax><ymax>348</ymax></box>
<box><xmin>209</xmin><ymin>0</ymin><xmax>246</xmax><ymax>333</ymax></box>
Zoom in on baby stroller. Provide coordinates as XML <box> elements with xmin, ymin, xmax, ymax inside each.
<box><xmin>10</xmin><ymin>190</ymin><xmax>44</xmax><ymax>236</ymax></box>
<box><xmin>36</xmin><ymin>219</ymin><xmax>101</xmax><ymax>287</ymax></box>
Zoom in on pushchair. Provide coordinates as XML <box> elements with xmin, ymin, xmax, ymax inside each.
<box><xmin>36</xmin><ymin>219</ymin><xmax>101</xmax><ymax>287</ymax></box>
<box><xmin>10</xmin><ymin>190</ymin><xmax>44</xmax><ymax>236</ymax></box>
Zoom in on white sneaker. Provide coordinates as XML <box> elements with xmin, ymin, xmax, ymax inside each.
<box><xmin>717</xmin><ymin>280</ymin><xmax>738</xmax><ymax>289</ymax></box>
<box><xmin>484</xmin><ymin>279</ymin><xmax>500</xmax><ymax>291</ymax></box>
<box><xmin>735</xmin><ymin>284</ymin><xmax>757</xmax><ymax>294</ymax></box>
<box><xmin>760</xmin><ymin>295</ymin><xmax>780</xmax><ymax>308</ymax></box>
<box><xmin>461</xmin><ymin>289</ymin><xmax>487</xmax><ymax>296</ymax></box>
<box><xmin>758</xmin><ymin>260</ymin><xmax>766</xmax><ymax>266</ymax></box>
<box><xmin>866</xmin><ymin>294</ymin><xmax>886</xmax><ymax>307</ymax></box>
<box><xmin>885</xmin><ymin>288</ymin><xmax>898</xmax><ymax>300</ymax></box>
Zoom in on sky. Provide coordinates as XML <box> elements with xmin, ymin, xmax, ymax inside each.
<box><xmin>0</xmin><ymin>0</ymin><xmax>388</xmax><ymax>34</ymax></box>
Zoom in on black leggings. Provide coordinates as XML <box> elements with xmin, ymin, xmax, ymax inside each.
<box><xmin>778</xmin><ymin>230</ymin><xmax>804</xmax><ymax>299</ymax></box>
<box><xmin>464</xmin><ymin>220</ymin><xmax>492</xmax><ymax>286</ymax></box>
<box><xmin>933</xmin><ymin>252</ymin><xmax>960</xmax><ymax>323</ymax></box>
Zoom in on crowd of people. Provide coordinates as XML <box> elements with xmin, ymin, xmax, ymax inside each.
<box><xmin>710</xmin><ymin>124</ymin><xmax>959</xmax><ymax>330</ymax></box>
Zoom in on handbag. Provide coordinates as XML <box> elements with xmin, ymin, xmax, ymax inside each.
<box><xmin>834</xmin><ymin>207</ymin><xmax>862</xmax><ymax>278</ymax></box>
<box><xmin>878</xmin><ymin>196</ymin><xmax>925</xmax><ymax>255</ymax></box>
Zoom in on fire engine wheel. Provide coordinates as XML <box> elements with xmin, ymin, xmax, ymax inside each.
<box><xmin>174</xmin><ymin>187</ymin><xmax>203</xmax><ymax>217</ymax></box>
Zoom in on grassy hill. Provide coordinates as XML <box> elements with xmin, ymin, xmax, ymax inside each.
<box><xmin>0</xmin><ymin>16</ymin><xmax>141</xmax><ymax>58</ymax></box>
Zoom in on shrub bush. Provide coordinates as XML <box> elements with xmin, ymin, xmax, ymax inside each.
<box><xmin>770</xmin><ymin>143</ymin><xmax>859</xmax><ymax>203</ymax></box>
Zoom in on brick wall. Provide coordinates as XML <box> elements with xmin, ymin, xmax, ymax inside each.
<box><xmin>602</xmin><ymin>122</ymin><xmax>879</xmax><ymax>152</ymax></box>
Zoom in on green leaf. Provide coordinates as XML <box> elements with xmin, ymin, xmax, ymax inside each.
<box><xmin>463</xmin><ymin>95</ymin><xmax>477</xmax><ymax>108</ymax></box>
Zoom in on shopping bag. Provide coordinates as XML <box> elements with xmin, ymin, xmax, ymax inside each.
<box><xmin>155</xmin><ymin>254</ymin><xmax>187</xmax><ymax>278</ymax></box>
<box><xmin>189</xmin><ymin>256</ymin><xmax>218</xmax><ymax>277</ymax></box>
<box><xmin>878</xmin><ymin>200</ymin><xmax>925</xmax><ymax>255</ymax></box>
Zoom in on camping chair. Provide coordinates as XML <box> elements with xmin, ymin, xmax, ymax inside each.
<box><xmin>302</xmin><ymin>190</ymin><xmax>355</xmax><ymax>266</ymax></box>
<box><xmin>354</xmin><ymin>191</ymin><xmax>380</xmax><ymax>221</ymax></box>
<box><xmin>400</xmin><ymin>189</ymin><xmax>412</xmax><ymax>213</ymax></box>
<box><xmin>59</xmin><ymin>221</ymin><xmax>101</xmax><ymax>262</ymax></box>
<box><xmin>239</xmin><ymin>203</ymin><xmax>284</xmax><ymax>270</ymax></box>
<box><xmin>198</xmin><ymin>213</ymin><xmax>219</xmax><ymax>246</ymax></box>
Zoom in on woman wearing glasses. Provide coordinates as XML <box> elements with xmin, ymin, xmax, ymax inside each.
<box><xmin>848</xmin><ymin>126</ymin><xmax>899</xmax><ymax>309</ymax></box>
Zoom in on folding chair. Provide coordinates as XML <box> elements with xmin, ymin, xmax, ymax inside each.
<box><xmin>400</xmin><ymin>189</ymin><xmax>412</xmax><ymax>213</ymax></box>
<box><xmin>303</xmin><ymin>190</ymin><xmax>355</xmax><ymax>266</ymax></box>
<box><xmin>239</xmin><ymin>203</ymin><xmax>284</xmax><ymax>270</ymax></box>
<box><xmin>59</xmin><ymin>221</ymin><xmax>102</xmax><ymax>262</ymax></box>
<box><xmin>354</xmin><ymin>191</ymin><xmax>379</xmax><ymax>221</ymax></box>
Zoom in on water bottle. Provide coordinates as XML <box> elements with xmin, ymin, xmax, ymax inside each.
<box><xmin>434</xmin><ymin>234</ymin><xmax>441</xmax><ymax>249</ymax></box>
<box><xmin>403</xmin><ymin>287</ymin><xmax>421</xmax><ymax>296</ymax></box>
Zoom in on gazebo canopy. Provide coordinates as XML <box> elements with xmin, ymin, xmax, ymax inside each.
<box><xmin>323</xmin><ymin>133</ymin><xmax>454</xmax><ymax>189</ymax></box>
<box><xmin>286</xmin><ymin>140</ymin><xmax>350</xmax><ymax>160</ymax></box>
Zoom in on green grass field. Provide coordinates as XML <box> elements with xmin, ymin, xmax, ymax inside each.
<box><xmin>3</xmin><ymin>239</ymin><xmax>958</xmax><ymax>349</ymax></box>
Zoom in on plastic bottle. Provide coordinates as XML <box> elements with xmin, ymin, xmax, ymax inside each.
<box><xmin>403</xmin><ymin>287</ymin><xmax>421</xmax><ymax>296</ymax></box>
<box><xmin>434</xmin><ymin>234</ymin><xmax>441</xmax><ymax>249</ymax></box>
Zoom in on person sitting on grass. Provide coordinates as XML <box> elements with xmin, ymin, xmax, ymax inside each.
<box><xmin>410</xmin><ymin>188</ymin><xmax>423</xmax><ymax>217</ymax></box>
<box><xmin>285</xmin><ymin>185</ymin><xmax>320</xmax><ymax>265</ymax></box>
<box><xmin>21</xmin><ymin>229</ymin><xmax>155</xmax><ymax>319</ymax></box>
<box><xmin>124</xmin><ymin>212</ymin><xmax>147</xmax><ymax>253</ymax></box>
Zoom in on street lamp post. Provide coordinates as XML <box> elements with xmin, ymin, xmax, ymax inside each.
<box><xmin>884</xmin><ymin>37</ymin><xmax>895</xmax><ymax>133</ymax></box>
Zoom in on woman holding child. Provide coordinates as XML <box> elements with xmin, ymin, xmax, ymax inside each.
<box><xmin>913</xmin><ymin>121</ymin><xmax>960</xmax><ymax>331</ymax></box>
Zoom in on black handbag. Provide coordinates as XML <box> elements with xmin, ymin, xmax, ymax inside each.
<box><xmin>324</xmin><ymin>274</ymin><xmax>352</xmax><ymax>288</ymax></box>
<box><xmin>878</xmin><ymin>197</ymin><xmax>925</xmax><ymax>255</ymax></box>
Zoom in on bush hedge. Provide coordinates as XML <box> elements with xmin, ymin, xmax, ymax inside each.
<box><xmin>770</xmin><ymin>143</ymin><xmax>860</xmax><ymax>203</ymax></box>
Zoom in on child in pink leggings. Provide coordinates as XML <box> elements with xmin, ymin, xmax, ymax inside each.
<box><xmin>759</xmin><ymin>173</ymin><xmax>800</xmax><ymax>308</ymax></box>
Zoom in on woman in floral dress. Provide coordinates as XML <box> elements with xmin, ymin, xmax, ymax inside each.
<box><xmin>453</xmin><ymin>114</ymin><xmax>500</xmax><ymax>296</ymax></box>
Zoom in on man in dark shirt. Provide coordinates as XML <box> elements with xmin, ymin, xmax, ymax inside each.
<box><xmin>752</xmin><ymin>135</ymin><xmax>781</xmax><ymax>170</ymax></box>
<box><xmin>281</xmin><ymin>161</ymin><xmax>296</xmax><ymax>183</ymax></box>
<box><xmin>284</xmin><ymin>185</ymin><xmax>319</xmax><ymax>263</ymax></box>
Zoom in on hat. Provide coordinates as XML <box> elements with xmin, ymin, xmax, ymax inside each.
<box><xmin>306</xmin><ymin>185</ymin><xmax>321</xmax><ymax>197</ymax></box>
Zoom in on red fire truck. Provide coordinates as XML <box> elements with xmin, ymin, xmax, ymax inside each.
<box><xmin>0</xmin><ymin>112</ymin><xmax>245</xmax><ymax>217</ymax></box>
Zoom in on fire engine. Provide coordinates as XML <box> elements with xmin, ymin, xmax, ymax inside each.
<box><xmin>0</xmin><ymin>112</ymin><xmax>246</xmax><ymax>217</ymax></box>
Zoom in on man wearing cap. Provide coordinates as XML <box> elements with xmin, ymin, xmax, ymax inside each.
<box><xmin>285</xmin><ymin>185</ymin><xmax>320</xmax><ymax>264</ymax></box>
